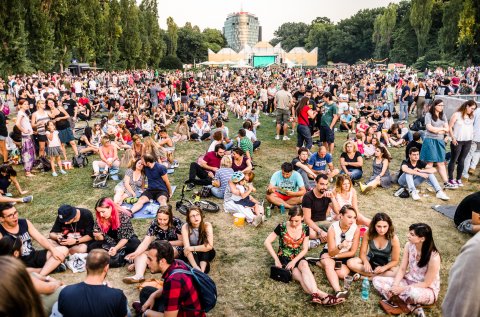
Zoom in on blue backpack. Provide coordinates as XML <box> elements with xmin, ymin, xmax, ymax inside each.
<box><xmin>170</xmin><ymin>261</ymin><xmax>217</xmax><ymax>312</ymax></box>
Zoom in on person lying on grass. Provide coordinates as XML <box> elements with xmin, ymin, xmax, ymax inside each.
<box><xmin>347</xmin><ymin>212</ymin><xmax>400</xmax><ymax>278</ymax></box>
<box><xmin>264</xmin><ymin>206</ymin><xmax>345</xmax><ymax>306</ymax></box>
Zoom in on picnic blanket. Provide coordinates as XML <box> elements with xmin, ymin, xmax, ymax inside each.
<box><xmin>431</xmin><ymin>204</ymin><xmax>457</xmax><ymax>220</ymax></box>
<box><xmin>123</xmin><ymin>185</ymin><xmax>177</xmax><ymax>219</ymax></box>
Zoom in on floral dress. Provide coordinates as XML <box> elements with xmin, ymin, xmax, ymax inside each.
<box><xmin>274</xmin><ymin>222</ymin><xmax>309</xmax><ymax>264</ymax></box>
<box><xmin>146</xmin><ymin>217</ymin><xmax>184</xmax><ymax>254</ymax></box>
<box><xmin>373</xmin><ymin>242</ymin><xmax>440</xmax><ymax>309</ymax></box>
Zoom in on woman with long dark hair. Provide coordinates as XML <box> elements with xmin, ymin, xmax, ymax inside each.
<box><xmin>181</xmin><ymin>206</ymin><xmax>215</xmax><ymax>273</ymax></box>
<box><xmin>296</xmin><ymin>96</ymin><xmax>317</xmax><ymax>150</ymax></box>
<box><xmin>15</xmin><ymin>99</ymin><xmax>36</xmax><ymax>177</ymax></box>
<box><xmin>264</xmin><ymin>206</ymin><xmax>344</xmax><ymax>306</ymax></box>
<box><xmin>447</xmin><ymin>99</ymin><xmax>476</xmax><ymax>186</ymax></box>
<box><xmin>419</xmin><ymin>99</ymin><xmax>455</xmax><ymax>189</ymax></box>
<box><xmin>373</xmin><ymin>223</ymin><xmax>440</xmax><ymax>316</ymax></box>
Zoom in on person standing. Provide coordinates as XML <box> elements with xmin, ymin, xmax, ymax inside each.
<box><xmin>16</xmin><ymin>99</ymin><xmax>36</xmax><ymax>177</ymax></box>
<box><xmin>462</xmin><ymin>106</ymin><xmax>480</xmax><ymax>180</ymax></box>
<box><xmin>319</xmin><ymin>92</ymin><xmax>339</xmax><ymax>154</ymax></box>
<box><xmin>274</xmin><ymin>82</ymin><xmax>293</xmax><ymax>141</ymax></box>
<box><xmin>296</xmin><ymin>96</ymin><xmax>316</xmax><ymax>150</ymax></box>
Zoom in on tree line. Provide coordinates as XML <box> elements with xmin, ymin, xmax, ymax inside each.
<box><xmin>0</xmin><ymin>0</ymin><xmax>226</xmax><ymax>76</ymax></box>
<box><xmin>271</xmin><ymin>0</ymin><xmax>480</xmax><ymax>68</ymax></box>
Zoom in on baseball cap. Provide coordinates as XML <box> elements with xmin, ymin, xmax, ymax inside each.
<box><xmin>57</xmin><ymin>205</ymin><xmax>76</xmax><ymax>223</ymax></box>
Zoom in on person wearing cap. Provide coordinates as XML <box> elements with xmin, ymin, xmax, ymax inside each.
<box><xmin>49</xmin><ymin>205</ymin><xmax>94</xmax><ymax>255</ymax></box>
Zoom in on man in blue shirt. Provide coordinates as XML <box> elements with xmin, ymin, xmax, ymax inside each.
<box><xmin>308</xmin><ymin>146</ymin><xmax>339</xmax><ymax>180</ymax></box>
<box><xmin>130</xmin><ymin>154</ymin><xmax>172</xmax><ymax>216</ymax></box>
<box><xmin>266</xmin><ymin>162</ymin><xmax>306</xmax><ymax>209</ymax></box>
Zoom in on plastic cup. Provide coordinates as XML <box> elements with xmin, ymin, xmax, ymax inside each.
<box><xmin>344</xmin><ymin>275</ymin><xmax>354</xmax><ymax>290</ymax></box>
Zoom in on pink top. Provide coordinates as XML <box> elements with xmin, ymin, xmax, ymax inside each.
<box><xmin>404</xmin><ymin>242</ymin><xmax>440</xmax><ymax>297</ymax></box>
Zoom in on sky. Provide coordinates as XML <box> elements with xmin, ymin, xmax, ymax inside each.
<box><xmin>156</xmin><ymin>0</ymin><xmax>402</xmax><ymax>41</ymax></box>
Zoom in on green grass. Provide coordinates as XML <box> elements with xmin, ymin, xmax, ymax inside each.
<box><xmin>18</xmin><ymin>113</ymin><xmax>476</xmax><ymax>316</ymax></box>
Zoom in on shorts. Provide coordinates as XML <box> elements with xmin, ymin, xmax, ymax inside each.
<box><xmin>234</xmin><ymin>197</ymin><xmax>256</xmax><ymax>208</ymax></box>
<box><xmin>457</xmin><ymin>219</ymin><xmax>474</xmax><ymax>234</ymax></box>
<box><xmin>141</xmin><ymin>189</ymin><xmax>169</xmax><ymax>201</ymax></box>
<box><xmin>276</xmin><ymin>108</ymin><xmax>290</xmax><ymax>124</ymax></box>
<box><xmin>279</xmin><ymin>255</ymin><xmax>305</xmax><ymax>268</ymax></box>
<box><xmin>58</xmin><ymin>128</ymin><xmax>75</xmax><ymax>144</ymax></box>
<box><xmin>319</xmin><ymin>125</ymin><xmax>335</xmax><ymax>143</ymax></box>
<box><xmin>22</xmin><ymin>249</ymin><xmax>48</xmax><ymax>268</ymax></box>
<box><xmin>37</xmin><ymin>134</ymin><xmax>48</xmax><ymax>142</ymax></box>
<box><xmin>274</xmin><ymin>191</ymin><xmax>291</xmax><ymax>201</ymax></box>
<box><xmin>320</xmin><ymin>249</ymin><xmax>351</xmax><ymax>265</ymax></box>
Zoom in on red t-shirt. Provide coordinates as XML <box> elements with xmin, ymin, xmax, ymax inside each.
<box><xmin>297</xmin><ymin>105</ymin><xmax>310</xmax><ymax>126</ymax></box>
<box><xmin>203</xmin><ymin>151</ymin><xmax>221</xmax><ymax>170</ymax></box>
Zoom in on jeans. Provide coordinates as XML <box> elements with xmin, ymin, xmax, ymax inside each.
<box><xmin>387</xmin><ymin>102</ymin><xmax>395</xmax><ymax>114</ymax></box>
<box><xmin>340</xmin><ymin>168</ymin><xmax>363</xmax><ymax>181</ymax></box>
<box><xmin>296</xmin><ymin>124</ymin><xmax>313</xmax><ymax>149</ymax></box>
<box><xmin>297</xmin><ymin>169</ymin><xmax>314</xmax><ymax>190</ymax></box>
<box><xmin>253</xmin><ymin>140</ymin><xmax>261</xmax><ymax>150</ymax></box>
<box><xmin>187</xmin><ymin>162</ymin><xmax>212</xmax><ymax>185</ymax></box>
<box><xmin>448</xmin><ymin>140</ymin><xmax>472</xmax><ymax>180</ymax></box>
<box><xmin>140</xmin><ymin>286</ymin><xmax>165</xmax><ymax>312</ymax></box>
<box><xmin>462</xmin><ymin>141</ymin><xmax>480</xmax><ymax>178</ymax></box>
<box><xmin>210</xmin><ymin>186</ymin><xmax>224</xmax><ymax>199</ymax></box>
<box><xmin>398</xmin><ymin>173</ymin><xmax>442</xmax><ymax>192</ymax></box>
<box><xmin>399</xmin><ymin>101</ymin><xmax>409</xmax><ymax>121</ymax></box>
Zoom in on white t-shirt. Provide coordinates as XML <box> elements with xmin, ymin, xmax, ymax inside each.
<box><xmin>46</xmin><ymin>130</ymin><xmax>61</xmax><ymax>147</ymax></box>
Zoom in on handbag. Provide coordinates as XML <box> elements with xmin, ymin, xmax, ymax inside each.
<box><xmin>269</xmin><ymin>265</ymin><xmax>292</xmax><ymax>283</ymax></box>
<box><xmin>102</xmin><ymin>244</ymin><xmax>126</xmax><ymax>268</ymax></box>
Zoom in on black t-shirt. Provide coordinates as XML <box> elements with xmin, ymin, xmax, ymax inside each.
<box><xmin>302</xmin><ymin>190</ymin><xmax>331</xmax><ymax>222</ymax></box>
<box><xmin>62</xmin><ymin>99</ymin><xmax>77</xmax><ymax>117</ymax></box>
<box><xmin>59</xmin><ymin>283</ymin><xmax>127</xmax><ymax>317</ymax></box>
<box><xmin>398</xmin><ymin>159</ymin><xmax>427</xmax><ymax>177</ymax></box>
<box><xmin>340</xmin><ymin>151</ymin><xmax>363</xmax><ymax>171</ymax></box>
<box><xmin>0</xmin><ymin>111</ymin><xmax>7</xmax><ymax>137</ymax></box>
<box><xmin>50</xmin><ymin>208</ymin><xmax>94</xmax><ymax>238</ymax></box>
<box><xmin>291</xmin><ymin>157</ymin><xmax>307</xmax><ymax>172</ymax></box>
<box><xmin>454</xmin><ymin>192</ymin><xmax>480</xmax><ymax>226</ymax></box>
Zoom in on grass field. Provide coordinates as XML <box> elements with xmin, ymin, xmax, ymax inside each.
<box><xmin>16</xmin><ymin>112</ymin><xmax>476</xmax><ymax>316</ymax></box>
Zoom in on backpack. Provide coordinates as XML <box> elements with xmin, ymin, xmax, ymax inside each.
<box><xmin>93</xmin><ymin>173</ymin><xmax>108</xmax><ymax>188</ymax></box>
<box><xmin>409</xmin><ymin>117</ymin><xmax>425</xmax><ymax>131</ymax></box>
<box><xmin>72</xmin><ymin>154</ymin><xmax>88</xmax><ymax>168</ymax></box>
<box><xmin>170</xmin><ymin>261</ymin><xmax>217</xmax><ymax>313</ymax></box>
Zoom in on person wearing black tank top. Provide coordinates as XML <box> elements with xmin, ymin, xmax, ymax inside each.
<box><xmin>0</xmin><ymin>203</ymin><xmax>69</xmax><ymax>276</ymax></box>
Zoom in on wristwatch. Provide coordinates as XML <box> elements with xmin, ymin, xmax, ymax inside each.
<box><xmin>75</xmin><ymin>238</ymin><xmax>79</xmax><ymax>245</ymax></box>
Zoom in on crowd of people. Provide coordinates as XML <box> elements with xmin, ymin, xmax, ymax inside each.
<box><xmin>0</xmin><ymin>63</ymin><xmax>479</xmax><ymax>317</ymax></box>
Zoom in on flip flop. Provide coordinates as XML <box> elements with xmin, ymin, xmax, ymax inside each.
<box><xmin>352</xmin><ymin>273</ymin><xmax>361</xmax><ymax>281</ymax></box>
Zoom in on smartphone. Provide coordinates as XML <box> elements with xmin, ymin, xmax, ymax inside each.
<box><xmin>334</xmin><ymin>261</ymin><xmax>342</xmax><ymax>270</ymax></box>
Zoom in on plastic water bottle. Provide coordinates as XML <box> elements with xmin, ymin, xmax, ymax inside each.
<box><xmin>280</xmin><ymin>205</ymin><xmax>285</xmax><ymax>214</ymax></box>
<box><xmin>361</xmin><ymin>277</ymin><xmax>370</xmax><ymax>301</ymax></box>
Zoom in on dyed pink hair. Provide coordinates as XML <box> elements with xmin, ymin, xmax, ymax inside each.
<box><xmin>94</xmin><ymin>197</ymin><xmax>125</xmax><ymax>233</ymax></box>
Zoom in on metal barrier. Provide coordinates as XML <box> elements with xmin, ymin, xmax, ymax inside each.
<box><xmin>436</xmin><ymin>95</ymin><xmax>479</xmax><ymax>119</ymax></box>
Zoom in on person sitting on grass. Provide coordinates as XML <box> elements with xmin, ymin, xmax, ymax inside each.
<box><xmin>238</xmin><ymin>128</ymin><xmax>253</xmax><ymax>160</ymax></box>
<box><xmin>224</xmin><ymin>171</ymin><xmax>264</xmax><ymax>226</ymax></box>
<box><xmin>359</xmin><ymin>145</ymin><xmax>393</xmax><ymax>194</ymax></box>
<box><xmin>453</xmin><ymin>191</ymin><xmax>480</xmax><ymax>235</ymax></box>
<box><xmin>123</xmin><ymin>205</ymin><xmax>183</xmax><ymax>284</ymax></box>
<box><xmin>292</xmin><ymin>147</ymin><xmax>317</xmax><ymax>191</ymax></box>
<box><xmin>266</xmin><ymin>162</ymin><xmax>306</xmax><ymax>211</ymax></box>
<box><xmin>397</xmin><ymin>147</ymin><xmax>450</xmax><ymax>201</ymax></box>
<box><xmin>339</xmin><ymin>140</ymin><xmax>363</xmax><ymax>182</ymax></box>
<box><xmin>0</xmin><ymin>164</ymin><xmax>32</xmax><ymax>203</ymax></box>
<box><xmin>347</xmin><ymin>212</ymin><xmax>400</xmax><ymax>279</ymax></box>
<box><xmin>211</xmin><ymin>155</ymin><xmax>234</xmax><ymax>199</ymax></box>
<box><xmin>264</xmin><ymin>206</ymin><xmax>345</xmax><ymax>306</ymax></box>
<box><xmin>332</xmin><ymin>174</ymin><xmax>370</xmax><ymax>226</ymax></box>
<box><xmin>339</xmin><ymin>108</ymin><xmax>355</xmax><ymax>133</ymax></box>
<box><xmin>373</xmin><ymin>223</ymin><xmax>440</xmax><ymax>317</ymax></box>
<box><xmin>113</xmin><ymin>158</ymin><xmax>145</xmax><ymax>205</ymax></box>
<box><xmin>91</xmin><ymin>136</ymin><xmax>120</xmax><ymax>177</ymax></box>
<box><xmin>0</xmin><ymin>203</ymin><xmax>69</xmax><ymax>276</ymax></box>
<box><xmin>405</xmin><ymin>131</ymin><xmax>423</xmax><ymax>160</ymax></box>
<box><xmin>313</xmin><ymin>205</ymin><xmax>360</xmax><ymax>299</ymax></box>
<box><xmin>307</xmin><ymin>145</ymin><xmax>340</xmax><ymax>180</ymax></box>
<box><xmin>185</xmin><ymin>143</ymin><xmax>226</xmax><ymax>189</ymax></box>
<box><xmin>129</xmin><ymin>154</ymin><xmax>172</xmax><ymax>215</ymax></box>
<box><xmin>181</xmin><ymin>206</ymin><xmax>215</xmax><ymax>273</ymax></box>
<box><xmin>48</xmin><ymin>204</ymin><xmax>94</xmax><ymax>255</ymax></box>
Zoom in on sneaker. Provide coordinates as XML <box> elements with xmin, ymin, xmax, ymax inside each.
<box><xmin>456</xmin><ymin>179</ymin><xmax>464</xmax><ymax>187</ymax></box>
<box><xmin>289</xmin><ymin>130</ymin><xmax>295</xmax><ymax>136</ymax></box>
<box><xmin>171</xmin><ymin>160</ymin><xmax>179</xmax><ymax>168</ymax></box>
<box><xmin>305</xmin><ymin>256</ymin><xmax>320</xmax><ymax>265</ymax></box>
<box><xmin>436</xmin><ymin>190</ymin><xmax>450</xmax><ymax>201</ymax></box>
<box><xmin>52</xmin><ymin>172</ymin><xmax>58</xmax><ymax>177</ymax></box>
<box><xmin>252</xmin><ymin>214</ymin><xmax>263</xmax><ymax>227</ymax></box>
<box><xmin>413</xmin><ymin>307</ymin><xmax>426</xmax><ymax>317</ymax></box>
<box><xmin>22</xmin><ymin>195</ymin><xmax>33</xmax><ymax>203</ymax></box>
<box><xmin>53</xmin><ymin>263</ymin><xmax>67</xmax><ymax>273</ymax></box>
<box><xmin>410</xmin><ymin>190</ymin><xmax>420</xmax><ymax>201</ymax></box>
<box><xmin>335</xmin><ymin>290</ymin><xmax>349</xmax><ymax>299</ymax></box>
<box><xmin>59</xmin><ymin>169</ymin><xmax>67</xmax><ymax>175</ymax></box>
<box><xmin>444</xmin><ymin>181</ymin><xmax>458</xmax><ymax>190</ymax></box>
<box><xmin>185</xmin><ymin>183</ymin><xmax>195</xmax><ymax>191</ymax></box>
<box><xmin>275</xmin><ymin>135</ymin><xmax>280</xmax><ymax>140</ymax></box>
<box><xmin>309</xmin><ymin>239</ymin><xmax>321</xmax><ymax>249</ymax></box>
<box><xmin>394</xmin><ymin>187</ymin><xmax>405</xmax><ymax>197</ymax></box>
<box><xmin>282</xmin><ymin>136</ymin><xmax>290</xmax><ymax>141</ymax></box>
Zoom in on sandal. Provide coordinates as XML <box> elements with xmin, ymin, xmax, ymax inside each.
<box><xmin>390</xmin><ymin>295</ymin><xmax>410</xmax><ymax>314</ymax></box>
<box><xmin>352</xmin><ymin>273</ymin><xmax>361</xmax><ymax>281</ymax></box>
<box><xmin>412</xmin><ymin>306</ymin><xmax>426</xmax><ymax>317</ymax></box>
<box><xmin>335</xmin><ymin>290</ymin><xmax>349</xmax><ymax>299</ymax></box>
<box><xmin>312</xmin><ymin>293</ymin><xmax>344</xmax><ymax>306</ymax></box>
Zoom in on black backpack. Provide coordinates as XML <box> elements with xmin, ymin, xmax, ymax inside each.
<box><xmin>72</xmin><ymin>154</ymin><xmax>88</xmax><ymax>168</ymax></box>
<box><xmin>33</xmin><ymin>156</ymin><xmax>52</xmax><ymax>172</ymax></box>
<box><xmin>170</xmin><ymin>261</ymin><xmax>217</xmax><ymax>312</ymax></box>
<box><xmin>409</xmin><ymin>117</ymin><xmax>426</xmax><ymax>131</ymax></box>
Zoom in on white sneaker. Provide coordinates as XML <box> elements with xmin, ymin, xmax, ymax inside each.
<box><xmin>283</xmin><ymin>136</ymin><xmax>290</xmax><ymax>141</ymax></box>
<box><xmin>289</xmin><ymin>130</ymin><xmax>295</xmax><ymax>136</ymax></box>
<box><xmin>411</xmin><ymin>190</ymin><xmax>420</xmax><ymax>201</ymax></box>
<box><xmin>394</xmin><ymin>187</ymin><xmax>405</xmax><ymax>197</ymax></box>
<box><xmin>275</xmin><ymin>135</ymin><xmax>280</xmax><ymax>140</ymax></box>
<box><xmin>436</xmin><ymin>190</ymin><xmax>450</xmax><ymax>201</ymax></box>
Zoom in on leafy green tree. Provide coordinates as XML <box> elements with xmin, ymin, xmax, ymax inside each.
<box><xmin>202</xmin><ymin>28</ymin><xmax>226</xmax><ymax>53</ymax></box>
<box><xmin>372</xmin><ymin>4</ymin><xmax>397</xmax><ymax>58</ymax></box>
<box><xmin>166</xmin><ymin>17</ymin><xmax>179</xmax><ymax>56</ymax></box>
<box><xmin>159</xmin><ymin>55</ymin><xmax>182</xmax><ymax>69</ymax></box>
<box><xmin>409</xmin><ymin>0</ymin><xmax>434</xmax><ymax>56</ymax></box>
<box><xmin>270</xmin><ymin>22</ymin><xmax>309</xmax><ymax>51</ymax></box>
<box><xmin>177</xmin><ymin>23</ymin><xmax>206</xmax><ymax>64</ymax></box>
<box><xmin>118</xmin><ymin>0</ymin><xmax>142</xmax><ymax>69</ymax></box>
<box><xmin>438</xmin><ymin>0</ymin><xmax>462</xmax><ymax>59</ymax></box>
<box><xmin>457</xmin><ymin>0</ymin><xmax>477</xmax><ymax>65</ymax></box>
<box><xmin>306</xmin><ymin>20</ymin><xmax>334</xmax><ymax>65</ymax></box>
